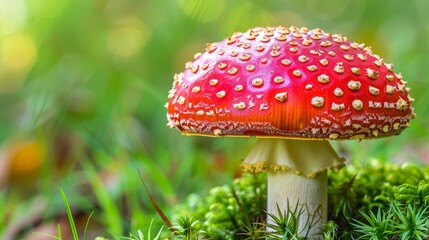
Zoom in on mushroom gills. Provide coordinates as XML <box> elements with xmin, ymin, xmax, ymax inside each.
<box><xmin>242</xmin><ymin>138</ymin><xmax>344</xmax><ymax>176</ymax></box>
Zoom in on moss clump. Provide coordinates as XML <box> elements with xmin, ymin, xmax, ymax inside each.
<box><xmin>173</xmin><ymin>174</ymin><xmax>266</xmax><ymax>239</ymax></box>
<box><xmin>329</xmin><ymin>161</ymin><xmax>429</xmax><ymax>239</ymax></box>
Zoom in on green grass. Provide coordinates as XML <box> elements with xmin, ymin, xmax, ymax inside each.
<box><xmin>82</xmin><ymin>159</ymin><xmax>123</xmax><ymax>235</ymax></box>
<box><xmin>32</xmin><ymin>188</ymin><xmax>94</xmax><ymax>240</ymax></box>
<box><xmin>61</xmin><ymin>188</ymin><xmax>80</xmax><ymax>240</ymax></box>
<box><xmin>0</xmin><ymin>190</ymin><xmax>6</xmax><ymax>235</ymax></box>
<box><xmin>116</xmin><ymin>219</ymin><xmax>164</xmax><ymax>240</ymax></box>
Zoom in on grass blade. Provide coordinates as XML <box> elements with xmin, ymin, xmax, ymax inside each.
<box><xmin>60</xmin><ymin>188</ymin><xmax>79</xmax><ymax>240</ymax></box>
<box><xmin>137</xmin><ymin>168</ymin><xmax>178</xmax><ymax>235</ymax></box>
<box><xmin>58</xmin><ymin>224</ymin><xmax>62</xmax><ymax>239</ymax></box>
<box><xmin>83</xmin><ymin>211</ymin><xmax>94</xmax><ymax>240</ymax></box>
<box><xmin>82</xmin><ymin>159</ymin><xmax>123</xmax><ymax>234</ymax></box>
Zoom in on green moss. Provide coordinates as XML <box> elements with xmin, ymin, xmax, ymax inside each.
<box><xmin>327</xmin><ymin>161</ymin><xmax>429</xmax><ymax>239</ymax></box>
<box><xmin>173</xmin><ymin>174</ymin><xmax>266</xmax><ymax>239</ymax></box>
<box><xmin>172</xmin><ymin>160</ymin><xmax>429</xmax><ymax>239</ymax></box>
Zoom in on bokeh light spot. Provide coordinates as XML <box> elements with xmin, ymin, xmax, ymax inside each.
<box><xmin>2</xmin><ymin>33</ymin><xmax>37</xmax><ymax>72</ymax></box>
<box><xmin>27</xmin><ymin>0</ymin><xmax>69</xmax><ymax>18</ymax></box>
<box><xmin>0</xmin><ymin>0</ymin><xmax>27</xmax><ymax>34</ymax></box>
<box><xmin>6</xmin><ymin>140</ymin><xmax>44</xmax><ymax>181</ymax></box>
<box><xmin>107</xmin><ymin>17</ymin><xmax>150</xmax><ymax>59</ymax></box>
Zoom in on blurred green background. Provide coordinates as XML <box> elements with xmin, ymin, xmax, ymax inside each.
<box><xmin>0</xmin><ymin>0</ymin><xmax>428</xmax><ymax>239</ymax></box>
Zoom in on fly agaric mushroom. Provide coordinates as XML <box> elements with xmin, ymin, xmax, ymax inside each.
<box><xmin>166</xmin><ymin>26</ymin><xmax>415</xmax><ymax>237</ymax></box>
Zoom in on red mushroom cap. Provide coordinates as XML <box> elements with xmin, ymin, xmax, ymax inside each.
<box><xmin>166</xmin><ymin>26</ymin><xmax>415</xmax><ymax>140</ymax></box>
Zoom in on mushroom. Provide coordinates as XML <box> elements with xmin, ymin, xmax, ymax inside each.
<box><xmin>166</xmin><ymin>26</ymin><xmax>415</xmax><ymax>237</ymax></box>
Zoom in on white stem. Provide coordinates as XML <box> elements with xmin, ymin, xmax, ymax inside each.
<box><xmin>242</xmin><ymin>138</ymin><xmax>344</xmax><ymax>238</ymax></box>
<box><xmin>268</xmin><ymin>171</ymin><xmax>327</xmax><ymax>237</ymax></box>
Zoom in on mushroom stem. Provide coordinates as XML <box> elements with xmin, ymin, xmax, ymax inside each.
<box><xmin>268</xmin><ymin>170</ymin><xmax>327</xmax><ymax>237</ymax></box>
<box><xmin>242</xmin><ymin>138</ymin><xmax>344</xmax><ymax>238</ymax></box>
